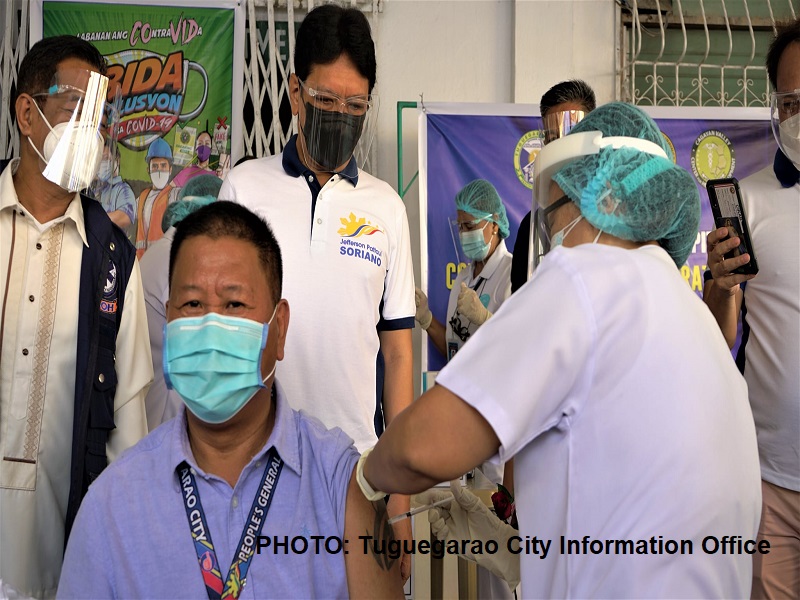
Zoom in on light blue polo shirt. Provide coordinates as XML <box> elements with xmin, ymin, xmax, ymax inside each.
<box><xmin>57</xmin><ymin>383</ymin><xmax>359</xmax><ymax>599</ymax></box>
<box><xmin>96</xmin><ymin>175</ymin><xmax>136</xmax><ymax>223</ymax></box>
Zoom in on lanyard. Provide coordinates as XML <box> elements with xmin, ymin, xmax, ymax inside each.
<box><xmin>177</xmin><ymin>448</ymin><xmax>284</xmax><ymax>600</ymax></box>
<box><xmin>470</xmin><ymin>276</ymin><xmax>486</xmax><ymax>294</ymax></box>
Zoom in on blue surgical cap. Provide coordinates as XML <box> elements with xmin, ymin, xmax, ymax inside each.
<box><xmin>454</xmin><ymin>179</ymin><xmax>510</xmax><ymax>239</ymax></box>
<box><xmin>552</xmin><ymin>102</ymin><xmax>700</xmax><ymax>267</ymax></box>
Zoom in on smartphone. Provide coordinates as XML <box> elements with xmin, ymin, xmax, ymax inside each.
<box><xmin>706</xmin><ymin>178</ymin><xmax>759</xmax><ymax>275</ymax></box>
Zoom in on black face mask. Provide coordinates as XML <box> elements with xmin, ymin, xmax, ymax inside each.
<box><xmin>303</xmin><ymin>102</ymin><xmax>366</xmax><ymax>171</ymax></box>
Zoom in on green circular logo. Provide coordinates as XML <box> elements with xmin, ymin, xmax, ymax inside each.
<box><xmin>691</xmin><ymin>130</ymin><xmax>735</xmax><ymax>184</ymax></box>
<box><xmin>514</xmin><ymin>130</ymin><xmax>545</xmax><ymax>189</ymax></box>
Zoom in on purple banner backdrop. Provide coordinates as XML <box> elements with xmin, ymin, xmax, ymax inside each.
<box><xmin>423</xmin><ymin>109</ymin><xmax>774</xmax><ymax>371</ymax></box>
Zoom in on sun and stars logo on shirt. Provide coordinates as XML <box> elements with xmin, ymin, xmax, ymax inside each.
<box><xmin>337</xmin><ymin>213</ymin><xmax>384</xmax><ymax>267</ymax></box>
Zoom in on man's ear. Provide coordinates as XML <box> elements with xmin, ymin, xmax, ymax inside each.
<box><xmin>274</xmin><ymin>299</ymin><xmax>290</xmax><ymax>362</ymax></box>
<box><xmin>16</xmin><ymin>94</ymin><xmax>35</xmax><ymax>137</ymax></box>
<box><xmin>288</xmin><ymin>73</ymin><xmax>301</xmax><ymax>117</ymax></box>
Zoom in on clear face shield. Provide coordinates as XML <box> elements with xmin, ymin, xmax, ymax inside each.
<box><xmin>29</xmin><ymin>68</ymin><xmax>110</xmax><ymax>192</ymax></box>
<box><xmin>541</xmin><ymin>109</ymin><xmax>586</xmax><ymax>145</ymax></box>
<box><xmin>770</xmin><ymin>88</ymin><xmax>800</xmax><ymax>169</ymax></box>
<box><xmin>297</xmin><ymin>78</ymin><xmax>379</xmax><ymax>173</ymax></box>
<box><xmin>89</xmin><ymin>84</ymin><xmax>123</xmax><ymax>198</ymax></box>
<box><xmin>527</xmin><ymin>131</ymin><xmax>669</xmax><ymax>280</ymax></box>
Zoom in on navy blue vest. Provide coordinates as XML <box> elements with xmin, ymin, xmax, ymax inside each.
<box><xmin>65</xmin><ymin>194</ymin><xmax>135</xmax><ymax>542</ymax></box>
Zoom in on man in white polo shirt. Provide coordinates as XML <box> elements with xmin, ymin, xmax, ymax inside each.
<box><xmin>704</xmin><ymin>19</ymin><xmax>800</xmax><ymax>598</ymax></box>
<box><xmin>219</xmin><ymin>4</ymin><xmax>415</xmax><ymax>580</ymax></box>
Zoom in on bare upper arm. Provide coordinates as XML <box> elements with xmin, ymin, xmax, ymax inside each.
<box><xmin>378</xmin><ymin>328</ymin><xmax>412</xmax><ymax>362</ymax></box>
<box><xmin>344</xmin><ymin>468</ymin><xmax>404</xmax><ymax>599</ymax></box>
<box><xmin>378</xmin><ymin>328</ymin><xmax>413</xmax><ymax>423</ymax></box>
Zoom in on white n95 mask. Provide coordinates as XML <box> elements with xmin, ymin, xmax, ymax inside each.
<box><xmin>150</xmin><ymin>171</ymin><xmax>170</xmax><ymax>190</ymax></box>
<box><xmin>27</xmin><ymin>68</ymin><xmax>109</xmax><ymax>193</ymax></box>
<box><xmin>779</xmin><ymin>113</ymin><xmax>800</xmax><ymax>169</ymax></box>
<box><xmin>29</xmin><ymin>112</ymin><xmax>103</xmax><ymax>192</ymax></box>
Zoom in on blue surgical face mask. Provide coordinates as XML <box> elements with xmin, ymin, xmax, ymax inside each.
<box><xmin>551</xmin><ymin>215</ymin><xmax>583</xmax><ymax>248</ymax></box>
<box><xmin>97</xmin><ymin>159</ymin><xmax>113</xmax><ymax>183</ymax></box>
<box><xmin>164</xmin><ymin>309</ymin><xmax>278</xmax><ymax>424</ymax></box>
<box><xmin>459</xmin><ymin>222</ymin><xmax>491</xmax><ymax>261</ymax></box>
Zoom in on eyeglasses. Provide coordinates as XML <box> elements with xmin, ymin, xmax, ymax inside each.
<box><xmin>449</xmin><ymin>313</ymin><xmax>471</xmax><ymax>342</ymax></box>
<box><xmin>456</xmin><ymin>217</ymin><xmax>489</xmax><ymax>233</ymax></box>
<box><xmin>33</xmin><ymin>87</ymin><xmax>86</xmax><ymax>115</ymax></box>
<box><xmin>772</xmin><ymin>90</ymin><xmax>800</xmax><ymax>118</ymax></box>
<box><xmin>298</xmin><ymin>79</ymin><xmax>372</xmax><ymax>116</ymax></box>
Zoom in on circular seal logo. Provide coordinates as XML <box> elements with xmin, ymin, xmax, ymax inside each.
<box><xmin>691</xmin><ymin>130</ymin><xmax>735</xmax><ymax>184</ymax></box>
<box><xmin>514</xmin><ymin>130</ymin><xmax>545</xmax><ymax>189</ymax></box>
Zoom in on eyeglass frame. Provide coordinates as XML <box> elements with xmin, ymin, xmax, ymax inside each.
<box><xmin>538</xmin><ymin>194</ymin><xmax>572</xmax><ymax>242</ymax></box>
<box><xmin>297</xmin><ymin>78</ymin><xmax>373</xmax><ymax>117</ymax></box>
<box><xmin>456</xmin><ymin>216</ymin><xmax>492</xmax><ymax>233</ymax></box>
<box><xmin>772</xmin><ymin>88</ymin><xmax>800</xmax><ymax>119</ymax></box>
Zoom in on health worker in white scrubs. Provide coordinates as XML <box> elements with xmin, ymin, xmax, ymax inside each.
<box><xmin>357</xmin><ymin>102</ymin><xmax>762</xmax><ymax>599</ymax></box>
<box><xmin>415</xmin><ymin>179</ymin><xmax>513</xmax><ymax>365</ymax></box>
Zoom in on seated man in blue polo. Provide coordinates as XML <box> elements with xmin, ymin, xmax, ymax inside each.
<box><xmin>58</xmin><ymin>202</ymin><xmax>403</xmax><ymax>599</ymax></box>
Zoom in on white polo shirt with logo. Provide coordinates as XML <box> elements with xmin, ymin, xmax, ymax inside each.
<box><xmin>219</xmin><ymin>141</ymin><xmax>415</xmax><ymax>451</ymax></box>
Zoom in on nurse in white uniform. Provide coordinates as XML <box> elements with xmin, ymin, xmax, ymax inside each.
<box><xmin>359</xmin><ymin>103</ymin><xmax>762</xmax><ymax>599</ymax></box>
<box><xmin>415</xmin><ymin>179</ymin><xmax>513</xmax><ymax>365</ymax></box>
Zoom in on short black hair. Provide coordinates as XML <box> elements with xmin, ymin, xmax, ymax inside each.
<box><xmin>294</xmin><ymin>4</ymin><xmax>376</xmax><ymax>93</ymax></box>
<box><xmin>15</xmin><ymin>35</ymin><xmax>106</xmax><ymax>109</ymax></box>
<box><xmin>170</xmin><ymin>201</ymin><xmax>283</xmax><ymax>305</ymax></box>
<box><xmin>767</xmin><ymin>18</ymin><xmax>800</xmax><ymax>90</ymax></box>
<box><xmin>539</xmin><ymin>80</ymin><xmax>596</xmax><ymax>117</ymax></box>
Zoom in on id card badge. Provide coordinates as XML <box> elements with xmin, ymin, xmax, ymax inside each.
<box><xmin>447</xmin><ymin>342</ymin><xmax>459</xmax><ymax>362</ymax></box>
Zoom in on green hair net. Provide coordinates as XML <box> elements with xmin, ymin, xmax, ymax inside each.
<box><xmin>454</xmin><ymin>179</ymin><xmax>510</xmax><ymax>239</ymax></box>
<box><xmin>177</xmin><ymin>174</ymin><xmax>223</xmax><ymax>201</ymax></box>
<box><xmin>162</xmin><ymin>175</ymin><xmax>222</xmax><ymax>232</ymax></box>
<box><xmin>552</xmin><ymin>102</ymin><xmax>700</xmax><ymax>267</ymax></box>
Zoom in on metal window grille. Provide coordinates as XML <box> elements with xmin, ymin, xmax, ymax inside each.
<box><xmin>620</xmin><ymin>0</ymin><xmax>798</xmax><ymax>107</ymax></box>
<box><xmin>0</xmin><ymin>0</ymin><xmax>27</xmax><ymax>160</ymax></box>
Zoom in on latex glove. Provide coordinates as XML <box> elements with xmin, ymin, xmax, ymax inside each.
<box><xmin>415</xmin><ymin>287</ymin><xmax>433</xmax><ymax>330</ymax></box>
<box><xmin>456</xmin><ymin>282</ymin><xmax>491</xmax><ymax>325</ymax></box>
<box><xmin>417</xmin><ymin>480</ymin><xmax>520</xmax><ymax>591</ymax></box>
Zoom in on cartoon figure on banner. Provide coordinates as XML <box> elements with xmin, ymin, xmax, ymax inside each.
<box><xmin>213</xmin><ymin>116</ymin><xmax>231</xmax><ymax>179</ymax></box>
<box><xmin>136</xmin><ymin>137</ymin><xmax>180</xmax><ymax>258</ymax></box>
<box><xmin>172</xmin><ymin>129</ymin><xmax>214</xmax><ymax>187</ymax></box>
<box><xmin>88</xmin><ymin>86</ymin><xmax>135</xmax><ymax>235</ymax></box>
<box><xmin>92</xmin><ymin>142</ymin><xmax>136</xmax><ymax>233</ymax></box>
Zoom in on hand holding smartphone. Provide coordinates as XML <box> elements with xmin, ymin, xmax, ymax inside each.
<box><xmin>706</xmin><ymin>178</ymin><xmax>759</xmax><ymax>275</ymax></box>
